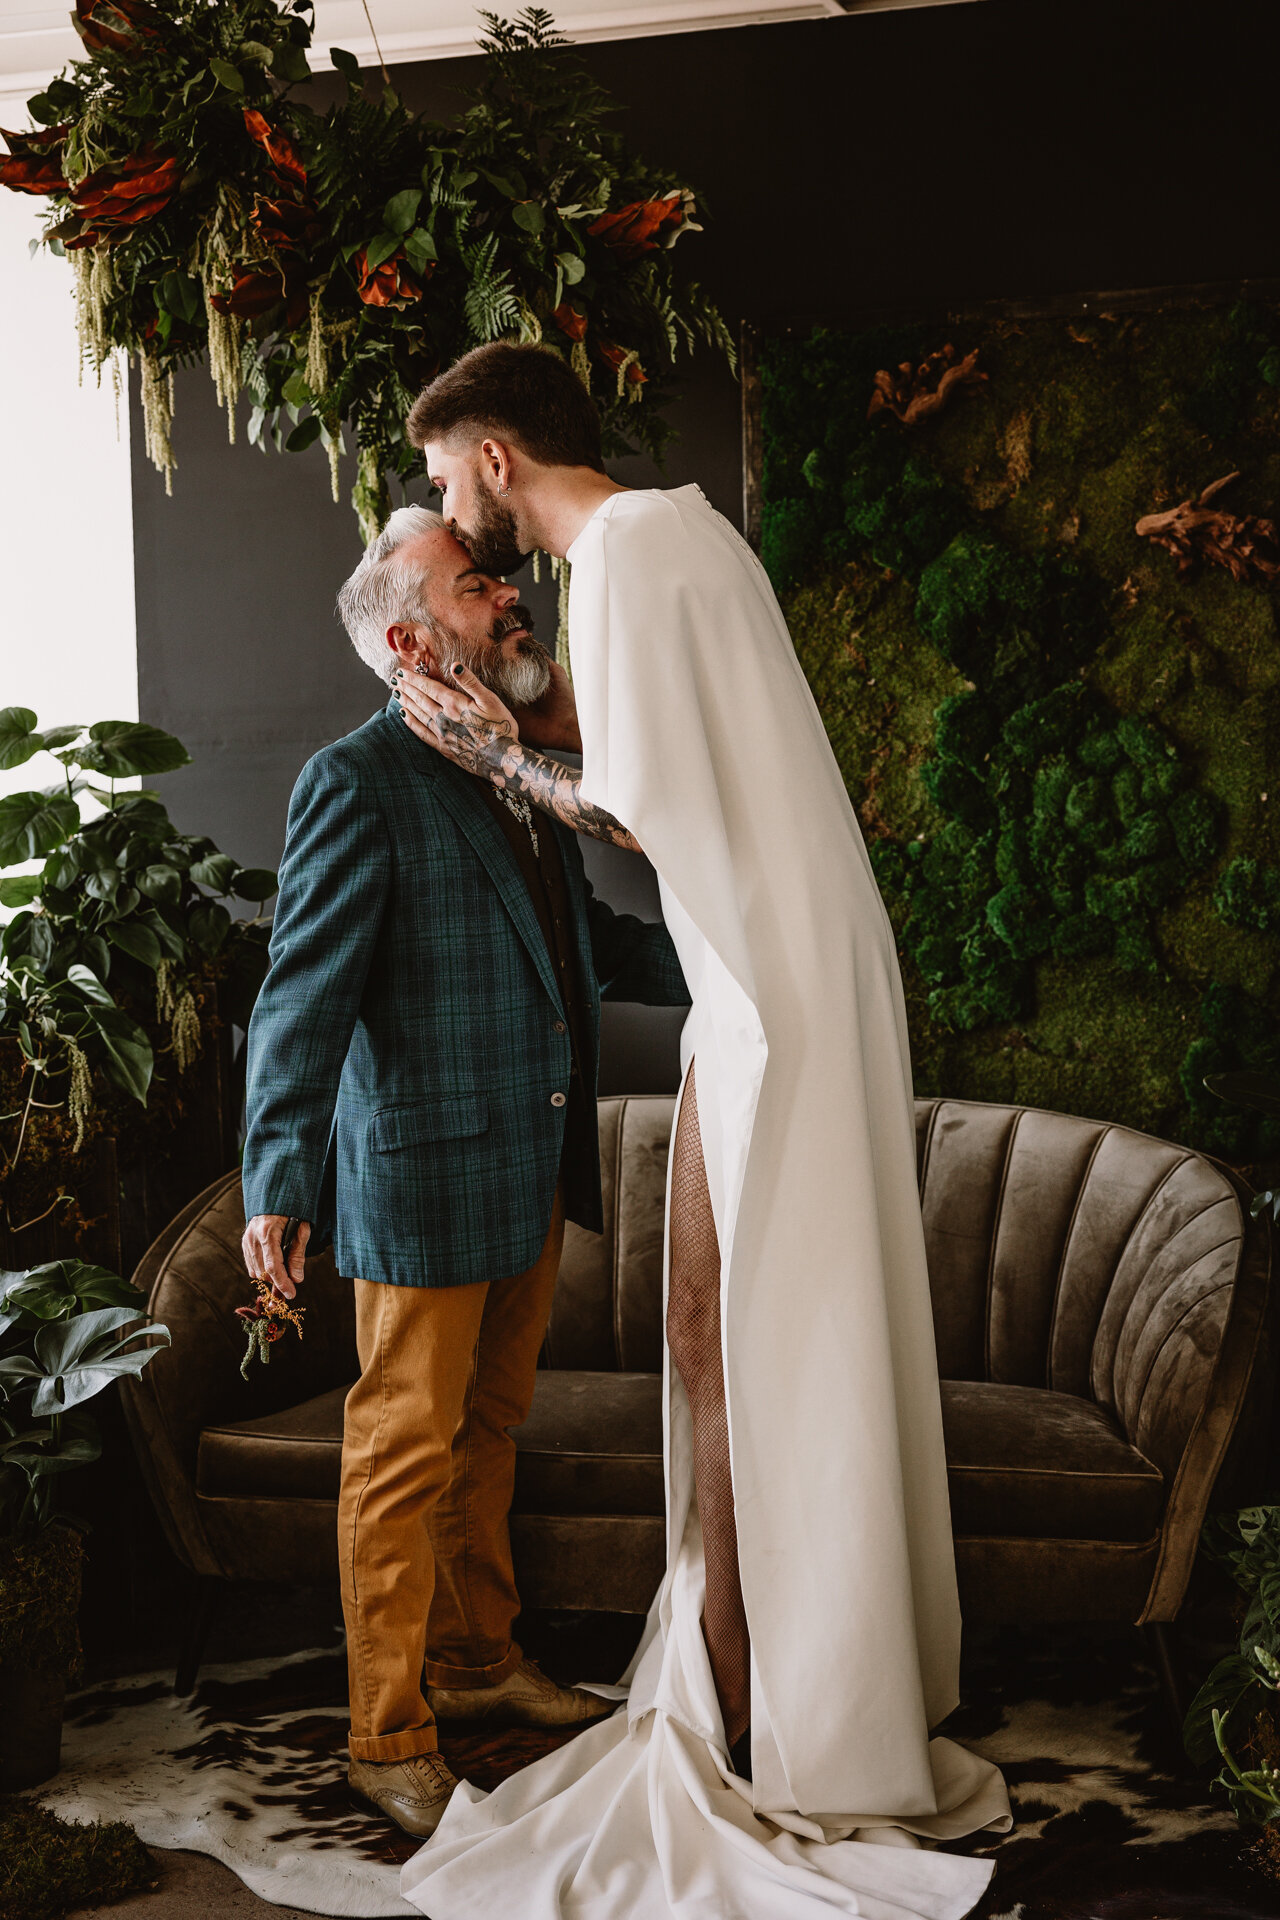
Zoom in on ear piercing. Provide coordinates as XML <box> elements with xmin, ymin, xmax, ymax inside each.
<box><xmin>498</xmin><ymin>483</ymin><xmax>511</xmax><ymax>496</ymax></box>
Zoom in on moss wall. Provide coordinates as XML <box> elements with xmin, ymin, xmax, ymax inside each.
<box><xmin>763</xmin><ymin>306</ymin><xmax>1280</xmax><ymax>1157</ymax></box>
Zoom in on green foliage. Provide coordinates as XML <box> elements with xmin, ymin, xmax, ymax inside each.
<box><xmin>762</xmin><ymin>305</ymin><xmax>1280</xmax><ymax>1153</ymax></box>
<box><xmin>0</xmin><ymin>1789</ymin><xmax>153</xmax><ymax>1920</ymax></box>
<box><xmin>1184</xmin><ymin>1507</ymin><xmax>1280</xmax><ymax>1825</ymax></box>
<box><xmin>0</xmin><ymin>715</ymin><xmax>275</xmax><ymax>1232</ymax></box>
<box><xmin>2</xmin><ymin>5</ymin><xmax>732</xmax><ymax>537</ymax></box>
<box><xmin>0</xmin><ymin>1261</ymin><xmax>168</xmax><ymax>1539</ymax></box>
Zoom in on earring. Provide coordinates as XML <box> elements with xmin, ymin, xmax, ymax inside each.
<box><xmin>498</xmin><ymin>483</ymin><xmax>511</xmax><ymax>497</ymax></box>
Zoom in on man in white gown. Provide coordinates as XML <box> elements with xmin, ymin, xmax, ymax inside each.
<box><xmin>389</xmin><ymin>343</ymin><xmax>1011</xmax><ymax>1919</ymax></box>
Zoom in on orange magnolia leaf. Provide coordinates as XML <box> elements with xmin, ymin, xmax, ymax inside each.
<box><xmin>68</xmin><ymin>146</ymin><xmax>180</xmax><ymax>242</ymax></box>
<box><xmin>72</xmin><ymin>0</ymin><xmax>163</xmax><ymax>55</ymax></box>
<box><xmin>242</xmin><ymin>109</ymin><xmax>308</xmax><ymax>194</ymax></box>
<box><xmin>355</xmin><ymin>247</ymin><xmax>425</xmax><ymax>308</ymax></box>
<box><xmin>0</xmin><ymin>125</ymin><xmax>68</xmax><ymax>195</ymax></box>
<box><xmin>551</xmin><ymin>301</ymin><xmax>588</xmax><ymax>342</ymax></box>
<box><xmin>588</xmin><ymin>192</ymin><xmax>691</xmax><ymax>262</ymax></box>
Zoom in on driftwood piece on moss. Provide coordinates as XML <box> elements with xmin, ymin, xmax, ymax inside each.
<box><xmin>1135</xmin><ymin>472</ymin><xmax>1280</xmax><ymax>583</ymax></box>
<box><xmin>867</xmin><ymin>344</ymin><xmax>987</xmax><ymax>425</ymax></box>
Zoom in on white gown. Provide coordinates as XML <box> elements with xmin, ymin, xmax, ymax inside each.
<box><xmin>401</xmin><ymin>485</ymin><xmax>1011</xmax><ymax>1920</ymax></box>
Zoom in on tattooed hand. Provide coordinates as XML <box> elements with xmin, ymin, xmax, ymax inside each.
<box><xmin>395</xmin><ymin>661</ymin><xmax>642</xmax><ymax>854</ymax></box>
<box><xmin>395</xmin><ymin>662</ymin><xmax>521</xmax><ymax>778</ymax></box>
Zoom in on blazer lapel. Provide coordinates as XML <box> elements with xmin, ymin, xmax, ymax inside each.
<box><xmin>382</xmin><ymin>704</ymin><xmax>565</xmax><ymax>1013</ymax></box>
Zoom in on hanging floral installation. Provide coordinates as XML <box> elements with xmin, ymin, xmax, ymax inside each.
<box><xmin>1</xmin><ymin>1</ymin><xmax>733</xmax><ymax>539</ymax></box>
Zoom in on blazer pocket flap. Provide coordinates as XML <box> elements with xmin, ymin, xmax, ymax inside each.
<box><xmin>371</xmin><ymin>1096</ymin><xmax>490</xmax><ymax>1152</ymax></box>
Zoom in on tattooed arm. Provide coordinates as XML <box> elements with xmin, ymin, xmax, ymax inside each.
<box><xmin>394</xmin><ymin>664</ymin><xmax>641</xmax><ymax>854</ymax></box>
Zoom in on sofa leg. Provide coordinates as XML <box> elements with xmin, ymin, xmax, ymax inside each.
<box><xmin>175</xmin><ymin>1576</ymin><xmax>220</xmax><ymax>1696</ymax></box>
<box><xmin>1144</xmin><ymin>1620</ymin><xmax>1186</xmax><ymax>1738</ymax></box>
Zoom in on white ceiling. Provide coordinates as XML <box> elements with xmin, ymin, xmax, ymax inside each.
<box><xmin>0</xmin><ymin>0</ymin><xmax>974</xmax><ymax>100</ymax></box>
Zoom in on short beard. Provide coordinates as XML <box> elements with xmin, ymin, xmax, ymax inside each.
<box><xmin>450</xmin><ymin>488</ymin><xmax>531</xmax><ymax>577</ymax></box>
<box><xmin>436</xmin><ymin>606</ymin><xmax>553</xmax><ymax>708</ymax></box>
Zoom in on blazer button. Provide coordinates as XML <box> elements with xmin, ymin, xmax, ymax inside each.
<box><xmin>550</xmin><ymin>1091</ymin><xmax>567</xmax><ymax>1107</ymax></box>
<box><xmin>553</xmin><ymin>1019</ymin><xmax>567</xmax><ymax>1034</ymax></box>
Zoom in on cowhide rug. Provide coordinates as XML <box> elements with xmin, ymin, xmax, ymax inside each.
<box><xmin>36</xmin><ymin>1628</ymin><xmax>1280</xmax><ymax>1919</ymax></box>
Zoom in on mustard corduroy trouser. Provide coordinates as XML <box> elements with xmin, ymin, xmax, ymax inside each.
<box><xmin>339</xmin><ymin>1189</ymin><xmax>565</xmax><ymax>1763</ymax></box>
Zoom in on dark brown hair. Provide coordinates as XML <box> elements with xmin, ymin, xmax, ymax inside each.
<box><xmin>405</xmin><ymin>342</ymin><xmax>605</xmax><ymax>472</ymax></box>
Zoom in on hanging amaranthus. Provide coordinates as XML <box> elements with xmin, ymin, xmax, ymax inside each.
<box><xmin>138</xmin><ymin>350</ymin><xmax>175</xmax><ymax>494</ymax></box>
<box><xmin>156</xmin><ymin>959</ymin><xmax>202</xmax><ymax>1072</ymax></box>
<box><xmin>65</xmin><ymin>1039</ymin><xmax>93</xmax><ymax>1153</ymax></box>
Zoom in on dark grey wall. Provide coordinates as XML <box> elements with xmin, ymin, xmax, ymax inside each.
<box><xmin>132</xmin><ymin>0</ymin><xmax>1280</xmax><ymax>1091</ymax></box>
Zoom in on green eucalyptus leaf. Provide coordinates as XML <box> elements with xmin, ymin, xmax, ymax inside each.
<box><xmin>210</xmin><ymin>57</ymin><xmax>244</xmax><ymax>92</ymax></box>
<box><xmin>557</xmin><ymin>251</ymin><xmax>585</xmax><ymax>285</ymax></box>
<box><xmin>0</xmin><ymin>874</ymin><xmax>41</xmax><ymax>908</ymax></box>
<box><xmin>402</xmin><ymin>227</ymin><xmax>437</xmax><ymax>274</ymax></box>
<box><xmin>363</xmin><ymin>230</ymin><xmax>401</xmax><ymax>272</ymax></box>
<box><xmin>271</xmin><ymin>41</ymin><xmax>311</xmax><ymax>82</ymax></box>
<box><xmin>239</xmin><ymin>39</ymin><xmax>274</xmax><ymax>64</ymax></box>
<box><xmin>0</xmin><ymin>791</ymin><xmax>80</xmax><ymax>865</ymax></box>
<box><xmin>285</xmin><ymin>415</ymin><xmax>323</xmax><ymax>453</ymax></box>
<box><xmin>384</xmin><ymin>188</ymin><xmax>422</xmax><ymax>235</ymax></box>
<box><xmin>282</xmin><ymin>370</ymin><xmax>310</xmax><ymax>406</ymax></box>
<box><xmin>0</xmin><ymin>707</ymin><xmax>39</xmax><ymax>770</ymax></box>
<box><xmin>77</xmin><ymin>722</ymin><xmax>190</xmax><ymax>779</ymax></box>
<box><xmin>512</xmin><ymin>200</ymin><xmax>544</xmax><ymax>235</ymax></box>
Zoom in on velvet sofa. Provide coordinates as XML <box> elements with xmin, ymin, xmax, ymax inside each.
<box><xmin>120</xmin><ymin>1095</ymin><xmax>1269</xmax><ymax>1690</ymax></box>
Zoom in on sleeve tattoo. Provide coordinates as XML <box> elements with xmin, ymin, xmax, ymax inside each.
<box><xmin>434</xmin><ymin>714</ymin><xmax>642</xmax><ymax>852</ymax></box>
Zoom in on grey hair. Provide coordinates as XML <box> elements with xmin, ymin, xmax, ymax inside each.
<box><xmin>336</xmin><ymin>504</ymin><xmax>448</xmax><ymax>683</ymax></box>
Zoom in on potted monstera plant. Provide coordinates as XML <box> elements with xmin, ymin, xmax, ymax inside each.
<box><xmin>0</xmin><ymin>1258</ymin><xmax>169</xmax><ymax>1788</ymax></box>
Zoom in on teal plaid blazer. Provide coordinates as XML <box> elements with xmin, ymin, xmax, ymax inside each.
<box><xmin>242</xmin><ymin>702</ymin><xmax>689</xmax><ymax>1287</ymax></box>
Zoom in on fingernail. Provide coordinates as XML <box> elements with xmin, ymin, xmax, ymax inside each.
<box><xmin>452</xmin><ymin>663</ymin><xmax>464</xmax><ymax>676</ymax></box>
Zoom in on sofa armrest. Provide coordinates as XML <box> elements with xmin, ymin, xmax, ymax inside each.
<box><xmin>119</xmin><ymin>1171</ymin><xmax>356</xmax><ymax>1578</ymax></box>
<box><xmin>1093</xmin><ymin>1166</ymin><xmax>1270</xmax><ymax>1621</ymax></box>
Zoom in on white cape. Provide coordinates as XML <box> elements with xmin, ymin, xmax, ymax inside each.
<box><xmin>402</xmin><ymin>485</ymin><xmax>1011</xmax><ymax>1919</ymax></box>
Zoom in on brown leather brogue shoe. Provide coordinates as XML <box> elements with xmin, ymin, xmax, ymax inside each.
<box><xmin>348</xmin><ymin>1750</ymin><xmax>459</xmax><ymax>1837</ymax></box>
<box><xmin>427</xmin><ymin>1656</ymin><xmax>614</xmax><ymax>1730</ymax></box>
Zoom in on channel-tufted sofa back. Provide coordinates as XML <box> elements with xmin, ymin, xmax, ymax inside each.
<box><xmin>546</xmin><ymin>1095</ymin><xmax>1264</xmax><ymax>1489</ymax></box>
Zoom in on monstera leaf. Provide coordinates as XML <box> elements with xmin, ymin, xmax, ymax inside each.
<box><xmin>0</xmin><ymin>1305</ymin><xmax>170</xmax><ymax>1415</ymax></box>
<box><xmin>0</xmin><ymin>1260</ymin><xmax>145</xmax><ymax>1331</ymax></box>
<box><xmin>71</xmin><ymin>720</ymin><xmax>190</xmax><ymax>779</ymax></box>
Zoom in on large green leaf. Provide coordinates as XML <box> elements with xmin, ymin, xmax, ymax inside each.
<box><xmin>512</xmin><ymin>199</ymin><xmax>544</xmax><ymax>235</ymax></box>
<box><xmin>64</xmin><ymin>963</ymin><xmax>113</xmax><ymax>1006</ymax></box>
<box><xmin>0</xmin><ymin>789</ymin><xmax>79</xmax><ymax>864</ymax></box>
<box><xmin>137</xmin><ymin>863</ymin><xmax>182</xmax><ymax>907</ymax></box>
<box><xmin>0</xmin><ymin>1260</ymin><xmax>141</xmax><ymax>1327</ymax></box>
<box><xmin>76</xmin><ymin>721</ymin><xmax>191</xmax><ymax>779</ymax></box>
<box><xmin>384</xmin><ymin>187</ymin><xmax>422</xmax><ymax>234</ymax></box>
<box><xmin>0</xmin><ymin>873</ymin><xmax>41</xmax><ymax>908</ymax></box>
<box><xmin>364</xmin><ymin>230</ymin><xmax>401</xmax><ymax>271</ymax></box>
<box><xmin>0</xmin><ymin>706</ymin><xmax>39</xmax><ymax>770</ymax></box>
<box><xmin>403</xmin><ymin>227</ymin><xmax>437</xmax><ymax>275</ymax></box>
<box><xmin>108</xmin><ymin>919</ymin><xmax>162</xmax><ymax>970</ymax></box>
<box><xmin>330</xmin><ymin>45</ymin><xmax>361</xmax><ymax>83</ymax></box>
<box><xmin>8</xmin><ymin>1306</ymin><xmax>171</xmax><ymax>1415</ymax></box>
<box><xmin>188</xmin><ymin>902</ymin><xmax>231</xmax><ymax>955</ymax></box>
<box><xmin>0</xmin><ymin>1409</ymin><xmax>101</xmax><ymax>1482</ymax></box>
<box><xmin>189</xmin><ymin>852</ymin><xmax>237</xmax><ymax>892</ymax></box>
<box><xmin>1184</xmin><ymin>1652</ymin><xmax>1265</xmax><ymax>1765</ymax></box>
<box><xmin>85</xmin><ymin>1006</ymin><xmax>153</xmax><ymax>1102</ymax></box>
<box><xmin>232</xmin><ymin>866</ymin><xmax>279</xmax><ymax>902</ymax></box>
<box><xmin>285</xmin><ymin>414</ymin><xmax>323</xmax><ymax>453</ymax></box>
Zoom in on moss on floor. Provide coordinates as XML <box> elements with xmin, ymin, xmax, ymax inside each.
<box><xmin>0</xmin><ymin>1797</ymin><xmax>154</xmax><ymax>1920</ymax></box>
<box><xmin>764</xmin><ymin>301</ymin><xmax>1280</xmax><ymax>1154</ymax></box>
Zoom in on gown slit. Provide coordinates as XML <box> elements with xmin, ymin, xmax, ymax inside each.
<box><xmin>665</xmin><ymin>1060</ymin><xmax>752</xmax><ymax>1749</ymax></box>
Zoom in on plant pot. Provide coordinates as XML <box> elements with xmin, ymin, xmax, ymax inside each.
<box><xmin>0</xmin><ymin>1657</ymin><xmax>65</xmax><ymax>1788</ymax></box>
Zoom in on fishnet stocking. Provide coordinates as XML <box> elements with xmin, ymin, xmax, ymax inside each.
<box><xmin>666</xmin><ymin>1063</ymin><xmax>751</xmax><ymax>1747</ymax></box>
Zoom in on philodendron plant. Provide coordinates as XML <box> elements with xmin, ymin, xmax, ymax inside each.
<box><xmin>0</xmin><ymin>1259</ymin><xmax>169</xmax><ymax>1535</ymax></box>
